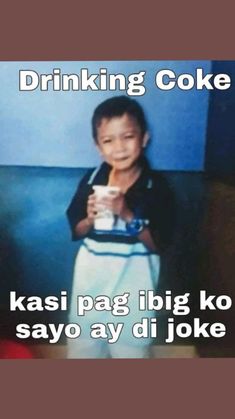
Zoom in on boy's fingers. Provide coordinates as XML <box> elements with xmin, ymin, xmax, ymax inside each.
<box><xmin>88</xmin><ymin>194</ymin><xmax>96</xmax><ymax>202</ymax></box>
<box><xmin>87</xmin><ymin>208</ymin><xmax>97</xmax><ymax>218</ymax></box>
<box><xmin>88</xmin><ymin>201</ymin><xmax>100</xmax><ymax>212</ymax></box>
<box><xmin>101</xmin><ymin>195</ymin><xmax>118</xmax><ymax>204</ymax></box>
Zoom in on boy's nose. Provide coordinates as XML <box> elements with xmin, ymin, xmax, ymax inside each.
<box><xmin>114</xmin><ymin>137</ymin><xmax>125</xmax><ymax>153</ymax></box>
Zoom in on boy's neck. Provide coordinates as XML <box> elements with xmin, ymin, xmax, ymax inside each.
<box><xmin>108</xmin><ymin>163</ymin><xmax>142</xmax><ymax>191</ymax></box>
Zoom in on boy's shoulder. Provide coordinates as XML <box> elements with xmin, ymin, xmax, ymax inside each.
<box><xmin>77</xmin><ymin>163</ymin><xmax>109</xmax><ymax>189</ymax></box>
<box><xmin>80</xmin><ymin>163</ymin><xmax>110</xmax><ymax>185</ymax></box>
<box><xmin>141</xmin><ymin>157</ymin><xmax>169</xmax><ymax>186</ymax></box>
<box><xmin>148</xmin><ymin>168</ymin><xmax>171</xmax><ymax>189</ymax></box>
<box><xmin>80</xmin><ymin>167</ymin><xmax>96</xmax><ymax>182</ymax></box>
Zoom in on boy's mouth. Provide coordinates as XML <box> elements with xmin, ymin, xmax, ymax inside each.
<box><xmin>113</xmin><ymin>156</ymin><xmax>129</xmax><ymax>161</ymax></box>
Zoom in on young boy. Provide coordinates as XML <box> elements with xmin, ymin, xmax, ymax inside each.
<box><xmin>67</xmin><ymin>96</ymin><xmax>174</xmax><ymax>358</ymax></box>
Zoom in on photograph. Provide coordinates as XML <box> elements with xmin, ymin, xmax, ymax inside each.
<box><xmin>0</xmin><ymin>60</ymin><xmax>234</xmax><ymax>359</ymax></box>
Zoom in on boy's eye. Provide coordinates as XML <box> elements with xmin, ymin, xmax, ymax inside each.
<box><xmin>103</xmin><ymin>139</ymin><xmax>112</xmax><ymax>144</ymax></box>
<box><xmin>124</xmin><ymin>135</ymin><xmax>134</xmax><ymax>139</ymax></box>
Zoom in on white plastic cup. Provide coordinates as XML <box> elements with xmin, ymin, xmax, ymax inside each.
<box><xmin>92</xmin><ymin>185</ymin><xmax>120</xmax><ymax>230</ymax></box>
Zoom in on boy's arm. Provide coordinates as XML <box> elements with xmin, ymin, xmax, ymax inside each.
<box><xmin>73</xmin><ymin>217</ymin><xmax>93</xmax><ymax>238</ymax></box>
<box><xmin>99</xmin><ymin>192</ymin><xmax>159</xmax><ymax>252</ymax></box>
<box><xmin>119</xmin><ymin>205</ymin><xmax>159</xmax><ymax>253</ymax></box>
<box><xmin>66</xmin><ymin>169</ymin><xmax>94</xmax><ymax>240</ymax></box>
<box><xmin>72</xmin><ymin>192</ymin><xmax>98</xmax><ymax>238</ymax></box>
<box><xmin>147</xmin><ymin>174</ymin><xmax>176</xmax><ymax>252</ymax></box>
<box><xmin>137</xmin><ymin>227</ymin><xmax>159</xmax><ymax>252</ymax></box>
<box><xmin>121</xmin><ymin>174</ymin><xmax>175</xmax><ymax>253</ymax></box>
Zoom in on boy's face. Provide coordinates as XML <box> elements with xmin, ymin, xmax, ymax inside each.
<box><xmin>96</xmin><ymin>113</ymin><xmax>149</xmax><ymax>171</ymax></box>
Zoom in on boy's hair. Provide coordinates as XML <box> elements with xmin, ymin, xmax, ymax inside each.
<box><xmin>92</xmin><ymin>96</ymin><xmax>147</xmax><ymax>141</ymax></box>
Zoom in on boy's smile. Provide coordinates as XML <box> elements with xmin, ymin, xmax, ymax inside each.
<box><xmin>96</xmin><ymin>113</ymin><xmax>149</xmax><ymax>172</ymax></box>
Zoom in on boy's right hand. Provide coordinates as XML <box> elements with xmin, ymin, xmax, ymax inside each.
<box><xmin>87</xmin><ymin>193</ymin><xmax>98</xmax><ymax>224</ymax></box>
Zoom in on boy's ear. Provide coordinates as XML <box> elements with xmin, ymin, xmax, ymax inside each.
<box><xmin>142</xmin><ymin>132</ymin><xmax>150</xmax><ymax>148</ymax></box>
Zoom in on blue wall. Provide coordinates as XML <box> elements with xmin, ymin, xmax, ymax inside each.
<box><xmin>0</xmin><ymin>61</ymin><xmax>210</xmax><ymax>170</ymax></box>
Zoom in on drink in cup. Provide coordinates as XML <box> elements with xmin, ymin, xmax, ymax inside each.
<box><xmin>92</xmin><ymin>185</ymin><xmax>120</xmax><ymax>230</ymax></box>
